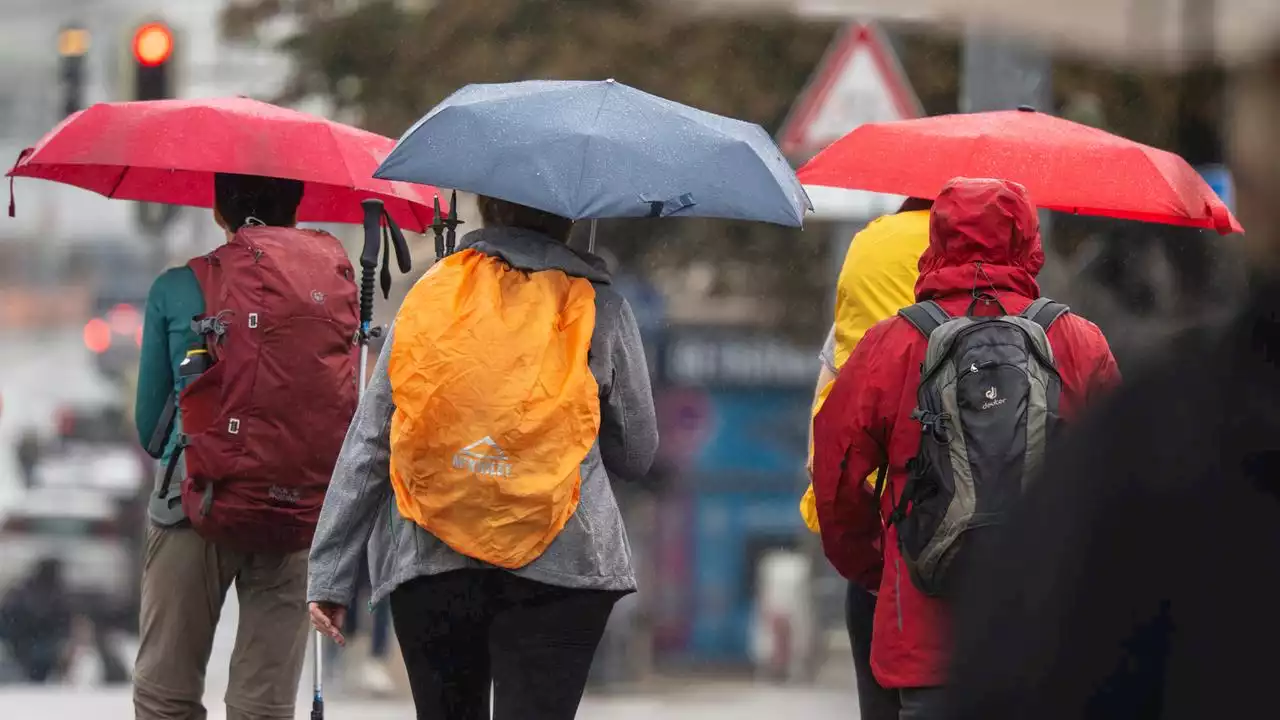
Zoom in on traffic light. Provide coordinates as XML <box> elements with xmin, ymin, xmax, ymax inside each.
<box><xmin>57</xmin><ymin>25</ymin><xmax>90</xmax><ymax>117</ymax></box>
<box><xmin>128</xmin><ymin>20</ymin><xmax>179</xmax><ymax>237</ymax></box>
<box><xmin>131</xmin><ymin>21</ymin><xmax>174</xmax><ymax>101</ymax></box>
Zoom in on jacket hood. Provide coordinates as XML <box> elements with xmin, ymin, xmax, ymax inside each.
<box><xmin>460</xmin><ymin>227</ymin><xmax>612</xmax><ymax>284</ymax></box>
<box><xmin>915</xmin><ymin>177</ymin><xmax>1043</xmax><ymax>302</ymax></box>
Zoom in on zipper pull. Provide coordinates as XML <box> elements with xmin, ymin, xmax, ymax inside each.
<box><xmin>961</xmin><ymin>360</ymin><xmax>996</xmax><ymax>378</ymax></box>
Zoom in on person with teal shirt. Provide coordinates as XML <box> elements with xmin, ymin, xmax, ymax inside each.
<box><xmin>135</xmin><ymin>265</ymin><xmax>203</xmax><ymax>527</ymax></box>
<box><xmin>132</xmin><ymin>173</ymin><xmax>317</xmax><ymax>720</ymax></box>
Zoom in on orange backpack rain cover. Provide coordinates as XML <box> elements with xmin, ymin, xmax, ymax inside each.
<box><xmin>388</xmin><ymin>248</ymin><xmax>601</xmax><ymax>569</ymax></box>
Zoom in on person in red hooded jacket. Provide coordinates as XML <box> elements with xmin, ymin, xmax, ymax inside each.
<box><xmin>811</xmin><ymin>177</ymin><xmax>1120</xmax><ymax>718</ymax></box>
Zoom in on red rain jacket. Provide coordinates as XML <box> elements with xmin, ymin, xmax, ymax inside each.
<box><xmin>812</xmin><ymin>178</ymin><xmax>1121</xmax><ymax>689</ymax></box>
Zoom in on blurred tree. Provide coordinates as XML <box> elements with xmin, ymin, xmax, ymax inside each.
<box><xmin>224</xmin><ymin>0</ymin><xmax>1222</xmax><ymax>340</ymax></box>
<box><xmin>226</xmin><ymin>0</ymin><xmax>832</xmax><ymax>144</ymax></box>
<box><xmin>222</xmin><ymin>0</ymin><xmax>962</xmax><ymax>339</ymax></box>
<box><xmin>1051</xmin><ymin>58</ymin><xmax>1242</xmax><ymax>327</ymax></box>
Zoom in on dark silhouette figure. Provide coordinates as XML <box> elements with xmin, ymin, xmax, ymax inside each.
<box><xmin>0</xmin><ymin>558</ymin><xmax>73</xmax><ymax>683</ymax></box>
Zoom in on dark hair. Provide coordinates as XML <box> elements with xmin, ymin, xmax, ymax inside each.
<box><xmin>214</xmin><ymin>172</ymin><xmax>305</xmax><ymax>229</ymax></box>
<box><xmin>898</xmin><ymin>197</ymin><xmax>934</xmax><ymax>213</ymax></box>
<box><xmin>476</xmin><ymin>195</ymin><xmax>574</xmax><ymax>243</ymax></box>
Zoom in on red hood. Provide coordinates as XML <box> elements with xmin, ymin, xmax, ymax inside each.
<box><xmin>915</xmin><ymin>177</ymin><xmax>1044</xmax><ymax>302</ymax></box>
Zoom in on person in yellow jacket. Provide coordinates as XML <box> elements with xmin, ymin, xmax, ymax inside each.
<box><xmin>802</xmin><ymin>197</ymin><xmax>931</xmax><ymax>720</ymax></box>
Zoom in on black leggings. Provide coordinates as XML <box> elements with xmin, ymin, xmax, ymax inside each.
<box><xmin>390</xmin><ymin>569</ymin><xmax>625</xmax><ymax>720</ymax></box>
<box><xmin>847</xmin><ymin>582</ymin><xmax>902</xmax><ymax>720</ymax></box>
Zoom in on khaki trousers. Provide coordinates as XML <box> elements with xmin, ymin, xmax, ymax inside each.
<box><xmin>133</xmin><ymin>526</ymin><xmax>310</xmax><ymax>720</ymax></box>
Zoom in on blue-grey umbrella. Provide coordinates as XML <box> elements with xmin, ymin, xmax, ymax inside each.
<box><xmin>374</xmin><ymin>79</ymin><xmax>812</xmax><ymax>229</ymax></box>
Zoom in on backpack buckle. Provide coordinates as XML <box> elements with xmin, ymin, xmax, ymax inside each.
<box><xmin>914</xmin><ymin>410</ymin><xmax>952</xmax><ymax>443</ymax></box>
<box><xmin>192</xmin><ymin>310</ymin><xmax>232</xmax><ymax>341</ymax></box>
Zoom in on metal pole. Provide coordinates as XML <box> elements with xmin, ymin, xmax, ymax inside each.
<box><xmin>961</xmin><ymin>24</ymin><xmax>1054</xmax><ymax>243</ymax></box>
<box><xmin>311</xmin><ymin>630</ymin><xmax>324</xmax><ymax>720</ymax></box>
<box><xmin>1167</xmin><ymin>0</ymin><xmax>1222</xmax><ymax>309</ymax></box>
<box><xmin>306</xmin><ymin>199</ymin><xmax>386</xmax><ymax>720</ymax></box>
<box><xmin>588</xmin><ymin>219</ymin><xmax>598</xmax><ymax>254</ymax></box>
<box><xmin>960</xmin><ymin>30</ymin><xmax>1052</xmax><ymax>114</ymax></box>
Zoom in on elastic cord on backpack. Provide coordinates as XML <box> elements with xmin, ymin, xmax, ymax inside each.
<box><xmin>968</xmin><ymin>262</ymin><xmax>1007</xmax><ymax>315</ymax></box>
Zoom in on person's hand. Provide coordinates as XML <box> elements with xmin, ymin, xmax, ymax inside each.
<box><xmin>309</xmin><ymin>602</ymin><xmax>347</xmax><ymax>646</ymax></box>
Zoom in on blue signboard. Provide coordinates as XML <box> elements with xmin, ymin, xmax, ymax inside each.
<box><xmin>1198</xmin><ymin>164</ymin><xmax>1234</xmax><ymax>213</ymax></box>
<box><xmin>650</xmin><ymin>328</ymin><xmax>819</xmax><ymax>663</ymax></box>
<box><xmin>611</xmin><ymin>271</ymin><xmax>666</xmax><ymax>336</ymax></box>
<box><xmin>665</xmin><ymin>388</ymin><xmax>811</xmax><ymax>661</ymax></box>
<box><xmin>689</xmin><ymin>490</ymin><xmax>805</xmax><ymax>660</ymax></box>
<box><xmin>689</xmin><ymin>390</ymin><xmax>809</xmax><ymax>478</ymax></box>
<box><xmin>661</xmin><ymin>331</ymin><xmax>821</xmax><ymax>389</ymax></box>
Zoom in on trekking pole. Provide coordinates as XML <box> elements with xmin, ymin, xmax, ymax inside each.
<box><xmin>358</xmin><ymin>200</ymin><xmax>384</xmax><ymax>385</ymax></box>
<box><xmin>310</xmin><ymin>200</ymin><xmax>404</xmax><ymax>720</ymax></box>
<box><xmin>356</xmin><ymin>198</ymin><xmax>413</xmax><ymax>373</ymax></box>
<box><xmin>445</xmin><ymin>190</ymin><xmax>463</xmax><ymax>256</ymax></box>
<box><xmin>428</xmin><ymin>192</ymin><xmax>464</xmax><ymax>260</ymax></box>
<box><xmin>429</xmin><ymin>195</ymin><xmax>446</xmax><ymax>260</ymax></box>
<box><xmin>309</xmin><ymin>199</ymin><xmax>413</xmax><ymax>719</ymax></box>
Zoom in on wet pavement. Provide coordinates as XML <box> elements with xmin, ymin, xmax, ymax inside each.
<box><xmin>0</xmin><ymin>328</ymin><xmax>862</xmax><ymax>718</ymax></box>
<box><xmin>0</xmin><ymin>684</ymin><xmax>857</xmax><ymax>718</ymax></box>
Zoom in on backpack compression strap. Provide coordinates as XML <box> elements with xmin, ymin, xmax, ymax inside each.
<box><xmin>1021</xmin><ymin>297</ymin><xmax>1070</xmax><ymax>332</ymax></box>
<box><xmin>898</xmin><ymin>301</ymin><xmax>951</xmax><ymax>338</ymax></box>
<box><xmin>901</xmin><ymin>299</ymin><xmax>1069</xmax><ymax>337</ymax></box>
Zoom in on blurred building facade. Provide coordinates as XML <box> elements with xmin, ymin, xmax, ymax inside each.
<box><xmin>692</xmin><ymin>0</ymin><xmax>1280</xmax><ymax>280</ymax></box>
<box><xmin>1</xmin><ymin>0</ymin><xmax>310</xmax><ymax>265</ymax></box>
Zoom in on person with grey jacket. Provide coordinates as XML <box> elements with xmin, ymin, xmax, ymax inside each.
<box><xmin>307</xmin><ymin>195</ymin><xmax>659</xmax><ymax>720</ymax></box>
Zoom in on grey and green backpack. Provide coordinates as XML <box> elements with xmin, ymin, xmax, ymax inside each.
<box><xmin>882</xmin><ymin>296</ymin><xmax>1068</xmax><ymax>598</ymax></box>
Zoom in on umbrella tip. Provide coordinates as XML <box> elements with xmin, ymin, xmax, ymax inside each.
<box><xmin>606</xmin><ymin>78</ymin><xmax>616</xmax><ymax>84</ymax></box>
<box><xmin>1016</xmin><ymin>105</ymin><xmax>1037</xmax><ymax>113</ymax></box>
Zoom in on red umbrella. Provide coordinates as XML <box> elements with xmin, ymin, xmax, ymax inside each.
<box><xmin>7</xmin><ymin>97</ymin><xmax>441</xmax><ymax>232</ymax></box>
<box><xmin>798</xmin><ymin>107</ymin><xmax>1242</xmax><ymax>235</ymax></box>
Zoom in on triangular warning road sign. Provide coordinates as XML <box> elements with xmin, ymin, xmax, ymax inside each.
<box><xmin>779</xmin><ymin>22</ymin><xmax>922</xmax><ymax>161</ymax></box>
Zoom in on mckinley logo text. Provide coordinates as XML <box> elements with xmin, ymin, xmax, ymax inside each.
<box><xmin>453</xmin><ymin>436</ymin><xmax>514</xmax><ymax>478</ymax></box>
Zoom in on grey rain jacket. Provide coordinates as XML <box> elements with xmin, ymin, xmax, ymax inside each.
<box><xmin>308</xmin><ymin>226</ymin><xmax>659</xmax><ymax>607</ymax></box>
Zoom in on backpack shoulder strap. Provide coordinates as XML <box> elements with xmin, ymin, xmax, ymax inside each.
<box><xmin>186</xmin><ymin>253</ymin><xmax>218</xmax><ymax>301</ymax></box>
<box><xmin>898</xmin><ymin>301</ymin><xmax>950</xmax><ymax>339</ymax></box>
<box><xmin>146</xmin><ymin>393</ymin><xmax>178</xmax><ymax>458</ymax></box>
<box><xmin>1020</xmin><ymin>297</ymin><xmax>1070</xmax><ymax>333</ymax></box>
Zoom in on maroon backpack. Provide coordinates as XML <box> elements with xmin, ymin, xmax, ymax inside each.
<box><xmin>172</xmin><ymin>226</ymin><xmax>358</xmax><ymax>554</ymax></box>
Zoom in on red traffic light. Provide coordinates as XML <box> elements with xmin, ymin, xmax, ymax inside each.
<box><xmin>83</xmin><ymin>317</ymin><xmax>111</xmax><ymax>354</ymax></box>
<box><xmin>133</xmin><ymin>22</ymin><xmax>173</xmax><ymax>67</ymax></box>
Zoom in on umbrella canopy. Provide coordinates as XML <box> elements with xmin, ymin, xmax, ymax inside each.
<box><xmin>7</xmin><ymin>97</ymin><xmax>441</xmax><ymax>232</ymax></box>
<box><xmin>798</xmin><ymin>107</ymin><xmax>1242</xmax><ymax>235</ymax></box>
<box><xmin>375</xmin><ymin>79</ymin><xmax>812</xmax><ymax>227</ymax></box>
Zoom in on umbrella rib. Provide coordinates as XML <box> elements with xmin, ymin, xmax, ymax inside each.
<box><xmin>106</xmin><ymin>166</ymin><xmax>130</xmax><ymax>200</ymax></box>
<box><xmin>571</xmin><ymin>84</ymin><xmax>614</xmax><ymax>219</ymax></box>
<box><xmin>1133</xmin><ymin>145</ymin><xmax>1199</xmax><ymax>220</ymax></box>
<box><xmin>325</xmin><ymin>125</ymin><xmax>362</xmax><ymax>198</ymax></box>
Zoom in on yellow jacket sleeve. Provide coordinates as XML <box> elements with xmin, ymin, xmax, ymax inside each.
<box><xmin>801</xmin><ymin>377</ymin><xmax>837</xmax><ymax>533</ymax></box>
<box><xmin>801</xmin><ymin>210</ymin><xmax>931</xmax><ymax>534</ymax></box>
